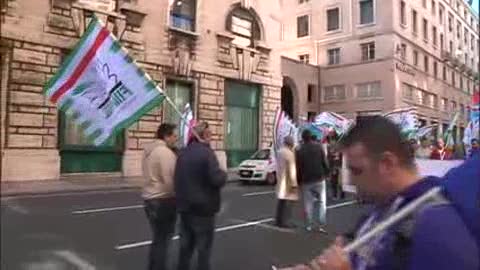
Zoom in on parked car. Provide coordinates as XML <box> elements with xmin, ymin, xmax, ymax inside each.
<box><xmin>237</xmin><ymin>149</ymin><xmax>276</xmax><ymax>185</ymax></box>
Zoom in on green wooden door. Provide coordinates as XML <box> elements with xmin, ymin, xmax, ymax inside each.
<box><xmin>225</xmin><ymin>81</ymin><xmax>260</xmax><ymax>168</ymax></box>
<box><xmin>59</xmin><ymin>111</ymin><xmax>124</xmax><ymax>174</ymax></box>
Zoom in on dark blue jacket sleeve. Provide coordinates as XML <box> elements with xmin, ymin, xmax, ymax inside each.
<box><xmin>408</xmin><ymin>205</ymin><xmax>479</xmax><ymax>270</ymax></box>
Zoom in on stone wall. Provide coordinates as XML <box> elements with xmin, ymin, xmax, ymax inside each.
<box><xmin>0</xmin><ymin>0</ymin><xmax>282</xmax><ymax>181</ymax></box>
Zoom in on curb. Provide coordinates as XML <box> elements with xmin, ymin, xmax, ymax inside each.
<box><xmin>0</xmin><ymin>185</ymin><xmax>141</xmax><ymax>198</ymax></box>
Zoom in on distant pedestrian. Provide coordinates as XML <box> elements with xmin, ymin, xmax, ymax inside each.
<box><xmin>142</xmin><ymin>123</ymin><xmax>179</xmax><ymax>270</ymax></box>
<box><xmin>416</xmin><ymin>138</ymin><xmax>431</xmax><ymax>159</ymax></box>
<box><xmin>275</xmin><ymin>135</ymin><xmax>299</xmax><ymax>228</ymax></box>
<box><xmin>296</xmin><ymin>129</ymin><xmax>330</xmax><ymax>233</ymax></box>
<box><xmin>327</xmin><ymin>133</ymin><xmax>344</xmax><ymax>200</ymax></box>
<box><xmin>469</xmin><ymin>138</ymin><xmax>480</xmax><ymax>158</ymax></box>
<box><xmin>175</xmin><ymin>122</ymin><xmax>227</xmax><ymax>270</ymax></box>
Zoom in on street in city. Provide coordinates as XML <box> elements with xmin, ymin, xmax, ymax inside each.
<box><xmin>1</xmin><ymin>183</ymin><xmax>367</xmax><ymax>270</ymax></box>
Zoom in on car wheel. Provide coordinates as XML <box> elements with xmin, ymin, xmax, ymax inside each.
<box><xmin>266</xmin><ymin>173</ymin><xmax>276</xmax><ymax>185</ymax></box>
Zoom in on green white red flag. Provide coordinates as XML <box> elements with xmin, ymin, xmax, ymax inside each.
<box><xmin>44</xmin><ymin>17</ymin><xmax>164</xmax><ymax>145</ymax></box>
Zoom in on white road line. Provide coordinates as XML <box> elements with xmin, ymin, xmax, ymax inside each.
<box><xmin>72</xmin><ymin>205</ymin><xmax>143</xmax><ymax>215</ymax></box>
<box><xmin>327</xmin><ymin>200</ymin><xmax>357</xmax><ymax>209</ymax></box>
<box><xmin>242</xmin><ymin>191</ymin><xmax>275</xmax><ymax>197</ymax></box>
<box><xmin>115</xmin><ymin>217</ymin><xmax>274</xmax><ymax>250</ymax></box>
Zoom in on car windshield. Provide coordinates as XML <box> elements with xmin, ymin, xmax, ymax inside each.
<box><xmin>250</xmin><ymin>150</ymin><xmax>270</xmax><ymax>160</ymax></box>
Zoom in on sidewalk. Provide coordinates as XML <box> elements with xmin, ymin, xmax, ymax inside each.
<box><xmin>1</xmin><ymin>170</ymin><xmax>239</xmax><ymax>197</ymax></box>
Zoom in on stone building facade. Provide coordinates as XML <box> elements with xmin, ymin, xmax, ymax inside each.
<box><xmin>0</xmin><ymin>0</ymin><xmax>282</xmax><ymax>181</ymax></box>
<box><xmin>279</xmin><ymin>0</ymin><xmax>479</xmax><ymax>140</ymax></box>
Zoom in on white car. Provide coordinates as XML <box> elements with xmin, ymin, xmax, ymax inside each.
<box><xmin>237</xmin><ymin>149</ymin><xmax>276</xmax><ymax>184</ymax></box>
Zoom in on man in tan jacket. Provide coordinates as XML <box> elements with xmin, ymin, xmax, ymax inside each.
<box><xmin>142</xmin><ymin>123</ymin><xmax>178</xmax><ymax>270</ymax></box>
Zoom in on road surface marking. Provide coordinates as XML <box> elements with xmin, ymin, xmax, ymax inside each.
<box><xmin>53</xmin><ymin>250</ymin><xmax>96</xmax><ymax>270</ymax></box>
<box><xmin>242</xmin><ymin>191</ymin><xmax>275</xmax><ymax>197</ymax></box>
<box><xmin>115</xmin><ymin>217</ymin><xmax>274</xmax><ymax>250</ymax></box>
<box><xmin>72</xmin><ymin>205</ymin><xmax>143</xmax><ymax>215</ymax></box>
<box><xmin>327</xmin><ymin>200</ymin><xmax>357</xmax><ymax>209</ymax></box>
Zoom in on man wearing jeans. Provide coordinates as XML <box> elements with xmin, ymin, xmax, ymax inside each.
<box><xmin>142</xmin><ymin>123</ymin><xmax>178</xmax><ymax>270</ymax></box>
<box><xmin>175</xmin><ymin>122</ymin><xmax>227</xmax><ymax>270</ymax></box>
<box><xmin>296</xmin><ymin>129</ymin><xmax>330</xmax><ymax>233</ymax></box>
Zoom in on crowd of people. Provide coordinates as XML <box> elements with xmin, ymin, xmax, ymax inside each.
<box><xmin>140</xmin><ymin>118</ymin><xmax>478</xmax><ymax>270</ymax></box>
<box><xmin>284</xmin><ymin>116</ymin><xmax>479</xmax><ymax>270</ymax></box>
<box><xmin>274</xmin><ymin>129</ymin><xmax>344</xmax><ymax>232</ymax></box>
<box><xmin>411</xmin><ymin>137</ymin><xmax>479</xmax><ymax>160</ymax></box>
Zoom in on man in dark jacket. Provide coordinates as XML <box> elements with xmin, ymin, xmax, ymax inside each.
<box><xmin>296</xmin><ymin>129</ymin><xmax>330</xmax><ymax>233</ymax></box>
<box><xmin>175</xmin><ymin>122</ymin><xmax>227</xmax><ymax>270</ymax></box>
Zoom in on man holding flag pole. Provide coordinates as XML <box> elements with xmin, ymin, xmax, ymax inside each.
<box><xmin>280</xmin><ymin>116</ymin><xmax>478</xmax><ymax>270</ymax></box>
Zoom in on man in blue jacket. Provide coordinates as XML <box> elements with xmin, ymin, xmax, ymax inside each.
<box><xmin>292</xmin><ymin>116</ymin><xmax>479</xmax><ymax>270</ymax></box>
<box><xmin>175</xmin><ymin>122</ymin><xmax>227</xmax><ymax>270</ymax></box>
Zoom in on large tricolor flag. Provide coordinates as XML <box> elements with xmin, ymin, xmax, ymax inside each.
<box><xmin>44</xmin><ymin>17</ymin><xmax>164</xmax><ymax>145</ymax></box>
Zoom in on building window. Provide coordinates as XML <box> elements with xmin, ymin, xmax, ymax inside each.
<box><xmin>452</xmin><ymin>71</ymin><xmax>456</xmax><ymax>86</ymax></box>
<box><xmin>460</xmin><ymin>104</ymin><xmax>465</xmax><ymax>117</ymax></box>
<box><xmin>400</xmin><ymin>43</ymin><xmax>407</xmax><ymax>60</ymax></box>
<box><xmin>457</xmin><ymin>20</ymin><xmax>461</xmax><ymax>40</ymax></box>
<box><xmin>297</xmin><ymin>15</ymin><xmax>310</xmax><ymax>38</ymax></box>
<box><xmin>307</xmin><ymin>84</ymin><xmax>315</xmax><ymax>102</ymax></box>
<box><xmin>422</xmin><ymin>91</ymin><xmax>430</xmax><ymax>107</ymax></box>
<box><xmin>356</xmin><ymin>81</ymin><xmax>382</xmax><ymax>98</ymax></box>
<box><xmin>423</xmin><ymin>18</ymin><xmax>428</xmax><ymax>41</ymax></box>
<box><xmin>324</xmin><ymin>85</ymin><xmax>346</xmax><ymax>102</ymax></box>
<box><xmin>431</xmin><ymin>95</ymin><xmax>438</xmax><ymax>109</ymax></box>
<box><xmin>170</xmin><ymin>0</ymin><xmax>196</xmax><ymax>32</ymax></box>
<box><xmin>451</xmin><ymin>101</ymin><xmax>457</xmax><ymax>112</ymax></box>
<box><xmin>328</xmin><ymin>48</ymin><xmax>341</xmax><ymax>65</ymax></box>
<box><xmin>299</xmin><ymin>54</ymin><xmax>310</xmax><ymax>64</ymax></box>
<box><xmin>359</xmin><ymin>0</ymin><xmax>374</xmax><ymax>25</ymax></box>
<box><xmin>424</xmin><ymin>56</ymin><xmax>429</xmax><ymax>73</ymax></box>
<box><xmin>164</xmin><ymin>80</ymin><xmax>194</xmax><ymax>128</ymax></box>
<box><xmin>443</xmin><ymin>66</ymin><xmax>447</xmax><ymax>80</ymax></box>
<box><xmin>441</xmin><ymin>98</ymin><xmax>447</xmax><ymax>111</ymax></box>
<box><xmin>432</xmin><ymin>26</ymin><xmax>437</xmax><ymax>46</ymax></box>
<box><xmin>449</xmin><ymin>40</ymin><xmax>453</xmax><ymax>54</ymax></box>
<box><xmin>403</xmin><ymin>83</ymin><xmax>414</xmax><ymax>100</ymax></box>
<box><xmin>460</xmin><ymin>76</ymin><xmax>464</xmax><ymax>90</ymax></box>
<box><xmin>422</xmin><ymin>0</ymin><xmax>427</xmax><ymax>8</ymax></box>
<box><xmin>412</xmin><ymin>10</ymin><xmax>418</xmax><ymax>34</ymax></box>
<box><xmin>413</xmin><ymin>50</ymin><xmax>419</xmax><ymax>66</ymax></box>
<box><xmin>448</xmin><ymin>13</ymin><xmax>453</xmax><ymax>32</ymax></box>
<box><xmin>431</xmin><ymin>0</ymin><xmax>436</xmax><ymax>16</ymax></box>
<box><xmin>228</xmin><ymin>7</ymin><xmax>262</xmax><ymax>47</ymax></box>
<box><xmin>434</xmin><ymin>61</ymin><xmax>438</xmax><ymax>78</ymax></box>
<box><xmin>400</xmin><ymin>1</ymin><xmax>406</xmax><ymax>26</ymax></box>
<box><xmin>299</xmin><ymin>0</ymin><xmax>310</xmax><ymax>4</ymax></box>
<box><xmin>471</xmin><ymin>34</ymin><xmax>475</xmax><ymax>51</ymax></box>
<box><xmin>327</xmin><ymin>7</ymin><xmax>340</xmax><ymax>31</ymax></box>
<box><xmin>439</xmin><ymin>5</ymin><xmax>444</xmax><ymax>24</ymax></box>
<box><xmin>464</xmin><ymin>27</ymin><xmax>468</xmax><ymax>45</ymax></box>
<box><xmin>440</xmin><ymin>33</ymin><xmax>444</xmax><ymax>51</ymax></box>
<box><xmin>361</xmin><ymin>42</ymin><xmax>375</xmax><ymax>61</ymax></box>
<box><xmin>465</xmin><ymin>53</ymin><xmax>468</xmax><ymax>65</ymax></box>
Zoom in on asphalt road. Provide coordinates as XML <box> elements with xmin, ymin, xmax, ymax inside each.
<box><xmin>1</xmin><ymin>183</ymin><xmax>369</xmax><ymax>270</ymax></box>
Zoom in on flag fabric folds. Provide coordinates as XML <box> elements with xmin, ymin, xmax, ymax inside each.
<box><xmin>44</xmin><ymin>17</ymin><xmax>164</xmax><ymax>146</ymax></box>
<box><xmin>179</xmin><ymin>103</ymin><xmax>195</xmax><ymax>147</ymax></box>
<box><xmin>383</xmin><ymin>107</ymin><xmax>418</xmax><ymax>139</ymax></box>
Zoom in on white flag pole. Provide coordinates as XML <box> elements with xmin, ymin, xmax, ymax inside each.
<box><xmin>154</xmin><ymin>86</ymin><xmax>202</xmax><ymax>142</ymax></box>
<box><xmin>273</xmin><ymin>186</ymin><xmax>443</xmax><ymax>270</ymax></box>
<box><xmin>343</xmin><ymin>186</ymin><xmax>441</xmax><ymax>253</ymax></box>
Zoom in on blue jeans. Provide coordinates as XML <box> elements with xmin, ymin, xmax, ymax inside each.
<box><xmin>302</xmin><ymin>181</ymin><xmax>327</xmax><ymax>228</ymax></box>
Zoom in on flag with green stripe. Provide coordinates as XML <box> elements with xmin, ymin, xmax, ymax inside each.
<box><xmin>44</xmin><ymin>17</ymin><xmax>164</xmax><ymax>146</ymax></box>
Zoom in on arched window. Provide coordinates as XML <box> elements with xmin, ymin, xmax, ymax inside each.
<box><xmin>227</xmin><ymin>6</ymin><xmax>262</xmax><ymax>47</ymax></box>
<box><xmin>170</xmin><ymin>0</ymin><xmax>196</xmax><ymax>32</ymax></box>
